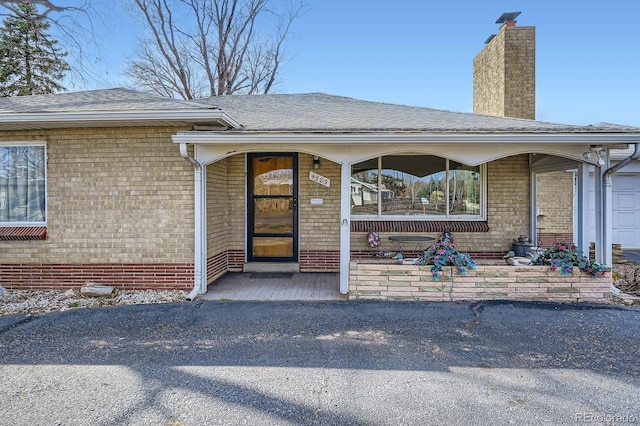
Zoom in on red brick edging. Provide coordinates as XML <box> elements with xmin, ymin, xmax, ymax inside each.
<box><xmin>300</xmin><ymin>250</ymin><xmax>340</xmax><ymax>271</ymax></box>
<box><xmin>0</xmin><ymin>263</ymin><xmax>194</xmax><ymax>290</ymax></box>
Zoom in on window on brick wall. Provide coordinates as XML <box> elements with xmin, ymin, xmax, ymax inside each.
<box><xmin>0</xmin><ymin>144</ymin><xmax>47</xmax><ymax>225</ymax></box>
<box><xmin>351</xmin><ymin>155</ymin><xmax>485</xmax><ymax>219</ymax></box>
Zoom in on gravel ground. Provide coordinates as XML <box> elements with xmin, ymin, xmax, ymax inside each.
<box><xmin>0</xmin><ymin>287</ymin><xmax>187</xmax><ymax>316</ymax></box>
<box><xmin>612</xmin><ymin>263</ymin><xmax>640</xmax><ymax>295</ymax></box>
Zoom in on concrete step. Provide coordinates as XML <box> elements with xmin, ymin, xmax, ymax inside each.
<box><xmin>243</xmin><ymin>262</ymin><xmax>300</xmax><ymax>273</ymax></box>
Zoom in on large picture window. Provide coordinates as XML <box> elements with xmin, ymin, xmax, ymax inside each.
<box><xmin>0</xmin><ymin>144</ymin><xmax>46</xmax><ymax>224</ymax></box>
<box><xmin>351</xmin><ymin>155</ymin><xmax>484</xmax><ymax>219</ymax></box>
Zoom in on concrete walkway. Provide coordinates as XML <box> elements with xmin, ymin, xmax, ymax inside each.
<box><xmin>199</xmin><ymin>272</ymin><xmax>345</xmax><ymax>301</ymax></box>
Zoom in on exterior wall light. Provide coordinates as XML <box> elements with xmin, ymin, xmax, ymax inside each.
<box><xmin>583</xmin><ymin>146</ymin><xmax>606</xmax><ymax>165</ymax></box>
<box><xmin>313</xmin><ymin>156</ymin><xmax>320</xmax><ymax>169</ymax></box>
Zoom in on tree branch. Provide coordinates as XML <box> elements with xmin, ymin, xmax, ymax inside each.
<box><xmin>125</xmin><ymin>0</ymin><xmax>304</xmax><ymax>99</ymax></box>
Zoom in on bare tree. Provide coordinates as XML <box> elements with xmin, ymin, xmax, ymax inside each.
<box><xmin>126</xmin><ymin>0</ymin><xmax>303</xmax><ymax>99</ymax></box>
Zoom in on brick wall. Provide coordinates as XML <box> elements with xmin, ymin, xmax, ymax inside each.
<box><xmin>536</xmin><ymin>170</ymin><xmax>574</xmax><ymax>246</ymax></box>
<box><xmin>0</xmin><ymin>127</ymin><xmax>196</xmax><ymax>289</ymax></box>
<box><xmin>349</xmin><ymin>261</ymin><xmax>611</xmax><ymax>303</ymax></box>
<box><xmin>226</xmin><ymin>154</ymin><xmax>246</xmax><ymax>269</ymax></box>
<box><xmin>206</xmin><ymin>157</ymin><xmax>230</xmax><ymax>281</ymax></box>
<box><xmin>205</xmin><ymin>154</ymin><xmax>246</xmax><ymax>277</ymax></box>
<box><xmin>299</xmin><ymin>154</ymin><xmax>341</xmax><ymax>271</ymax></box>
<box><xmin>473</xmin><ymin>25</ymin><xmax>535</xmax><ymax>120</ymax></box>
<box><xmin>484</xmin><ymin>155</ymin><xmax>531</xmax><ymax>250</ymax></box>
<box><xmin>0</xmin><ymin>263</ymin><xmax>193</xmax><ymax>290</ymax></box>
<box><xmin>1</xmin><ymin>127</ymin><xmax>194</xmax><ymax>263</ymax></box>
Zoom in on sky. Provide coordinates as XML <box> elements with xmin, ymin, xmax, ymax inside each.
<box><xmin>65</xmin><ymin>0</ymin><xmax>640</xmax><ymax>127</ymax></box>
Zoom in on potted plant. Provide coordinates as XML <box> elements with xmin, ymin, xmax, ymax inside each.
<box><xmin>416</xmin><ymin>230</ymin><xmax>477</xmax><ymax>281</ymax></box>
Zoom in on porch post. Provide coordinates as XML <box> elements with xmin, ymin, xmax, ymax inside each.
<box><xmin>602</xmin><ymin>167</ymin><xmax>614</xmax><ymax>266</ymax></box>
<box><xmin>594</xmin><ymin>166</ymin><xmax>604</xmax><ymax>264</ymax></box>
<box><xmin>576</xmin><ymin>162</ymin><xmax>590</xmax><ymax>255</ymax></box>
<box><xmin>530</xmin><ymin>168</ymin><xmax>538</xmax><ymax>246</ymax></box>
<box><xmin>339</xmin><ymin>162</ymin><xmax>351</xmax><ymax>294</ymax></box>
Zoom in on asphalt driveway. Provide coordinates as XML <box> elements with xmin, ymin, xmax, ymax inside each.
<box><xmin>1</xmin><ymin>300</ymin><xmax>639</xmax><ymax>425</ymax></box>
<box><xmin>622</xmin><ymin>249</ymin><xmax>640</xmax><ymax>264</ymax></box>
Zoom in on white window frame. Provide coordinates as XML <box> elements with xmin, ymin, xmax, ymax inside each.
<box><xmin>0</xmin><ymin>142</ymin><xmax>47</xmax><ymax>227</ymax></box>
<box><xmin>351</xmin><ymin>156</ymin><xmax>487</xmax><ymax>221</ymax></box>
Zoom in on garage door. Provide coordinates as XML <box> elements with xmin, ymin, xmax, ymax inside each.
<box><xmin>612</xmin><ymin>174</ymin><xmax>640</xmax><ymax>249</ymax></box>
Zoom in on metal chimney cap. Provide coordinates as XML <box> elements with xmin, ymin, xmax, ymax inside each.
<box><xmin>496</xmin><ymin>11</ymin><xmax>521</xmax><ymax>24</ymax></box>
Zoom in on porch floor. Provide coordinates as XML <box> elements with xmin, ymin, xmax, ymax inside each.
<box><xmin>198</xmin><ymin>272</ymin><xmax>345</xmax><ymax>301</ymax></box>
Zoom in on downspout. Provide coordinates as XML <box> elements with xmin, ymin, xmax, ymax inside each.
<box><xmin>180</xmin><ymin>143</ymin><xmax>207</xmax><ymax>301</ymax></box>
<box><xmin>602</xmin><ymin>142</ymin><xmax>640</xmax><ymax>265</ymax></box>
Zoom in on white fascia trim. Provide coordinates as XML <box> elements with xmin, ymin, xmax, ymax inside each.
<box><xmin>0</xmin><ymin>110</ymin><xmax>241</xmax><ymax>129</ymax></box>
<box><xmin>172</xmin><ymin>132</ymin><xmax>640</xmax><ymax>144</ymax></box>
<box><xmin>0</xmin><ymin>222</ymin><xmax>47</xmax><ymax>227</ymax></box>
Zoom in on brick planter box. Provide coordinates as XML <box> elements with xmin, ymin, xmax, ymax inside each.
<box><xmin>349</xmin><ymin>261</ymin><xmax>612</xmax><ymax>303</ymax></box>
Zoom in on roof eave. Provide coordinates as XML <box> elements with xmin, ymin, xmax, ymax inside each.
<box><xmin>0</xmin><ymin>109</ymin><xmax>241</xmax><ymax>131</ymax></box>
<box><xmin>173</xmin><ymin>131</ymin><xmax>640</xmax><ymax>144</ymax></box>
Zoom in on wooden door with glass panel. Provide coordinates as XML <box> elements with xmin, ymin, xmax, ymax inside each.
<box><xmin>247</xmin><ymin>153</ymin><xmax>298</xmax><ymax>261</ymax></box>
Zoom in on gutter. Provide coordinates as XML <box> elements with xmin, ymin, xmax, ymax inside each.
<box><xmin>0</xmin><ymin>109</ymin><xmax>241</xmax><ymax>131</ymax></box>
<box><xmin>602</xmin><ymin>142</ymin><xmax>640</xmax><ymax>265</ymax></box>
<box><xmin>180</xmin><ymin>143</ymin><xmax>206</xmax><ymax>301</ymax></box>
<box><xmin>173</xmin><ymin>131</ymin><xmax>640</xmax><ymax>145</ymax></box>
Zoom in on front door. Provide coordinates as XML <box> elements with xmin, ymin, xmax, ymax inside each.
<box><xmin>247</xmin><ymin>153</ymin><xmax>298</xmax><ymax>261</ymax></box>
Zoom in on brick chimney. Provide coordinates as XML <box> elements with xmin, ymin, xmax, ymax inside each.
<box><xmin>473</xmin><ymin>13</ymin><xmax>535</xmax><ymax>120</ymax></box>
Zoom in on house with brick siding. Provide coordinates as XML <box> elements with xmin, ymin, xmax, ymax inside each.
<box><xmin>1</xmin><ymin>19</ymin><xmax>638</xmax><ymax>300</ymax></box>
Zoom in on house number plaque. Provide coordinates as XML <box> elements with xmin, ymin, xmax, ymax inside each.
<box><xmin>309</xmin><ymin>171</ymin><xmax>330</xmax><ymax>188</ymax></box>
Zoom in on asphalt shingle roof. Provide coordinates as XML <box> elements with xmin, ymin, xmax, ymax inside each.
<box><xmin>194</xmin><ymin>93</ymin><xmax>640</xmax><ymax>133</ymax></box>
<box><xmin>0</xmin><ymin>88</ymin><xmax>217</xmax><ymax>113</ymax></box>
<box><xmin>0</xmin><ymin>89</ymin><xmax>638</xmax><ymax>134</ymax></box>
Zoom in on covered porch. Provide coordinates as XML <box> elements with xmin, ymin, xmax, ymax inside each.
<box><xmin>173</xmin><ymin>131</ymin><xmax>625</xmax><ymax>301</ymax></box>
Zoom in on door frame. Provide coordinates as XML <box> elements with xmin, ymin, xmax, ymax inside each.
<box><xmin>246</xmin><ymin>152</ymin><xmax>299</xmax><ymax>262</ymax></box>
